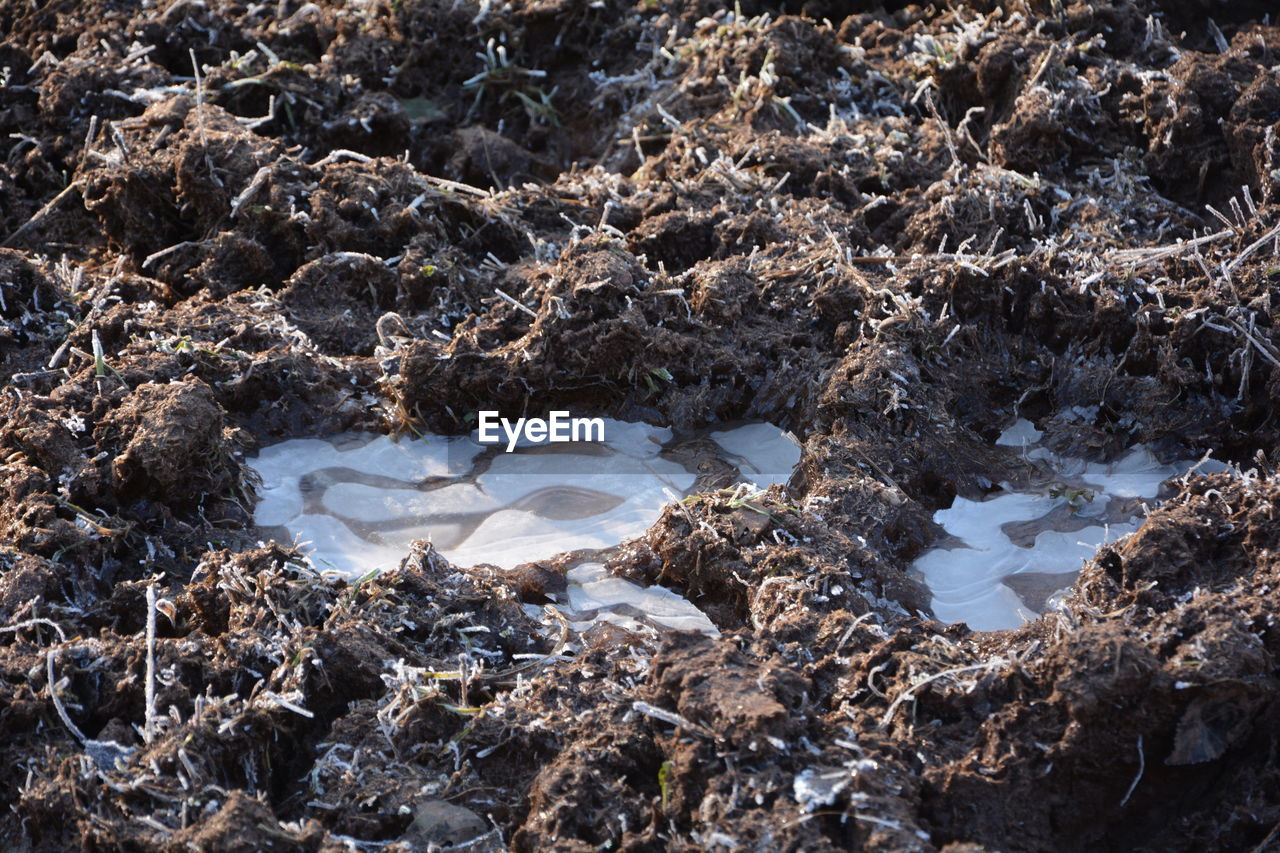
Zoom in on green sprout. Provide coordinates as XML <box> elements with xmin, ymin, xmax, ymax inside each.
<box><xmin>514</xmin><ymin>86</ymin><xmax>560</xmax><ymax>126</ymax></box>
<box><xmin>91</xmin><ymin>330</ymin><xmax>128</xmax><ymax>387</ymax></box>
<box><xmin>643</xmin><ymin>367</ymin><xmax>673</xmax><ymax>395</ymax></box>
<box><xmin>462</xmin><ymin>38</ymin><xmax>554</xmax><ymax>123</ymax></box>
<box><xmin>1049</xmin><ymin>484</ymin><xmax>1095</xmax><ymax>512</ymax></box>
<box><xmin>658</xmin><ymin>760</ymin><xmax>673</xmax><ymax>812</ymax></box>
<box><xmin>336</xmin><ymin>567</ymin><xmax>381</xmax><ymax>611</ymax></box>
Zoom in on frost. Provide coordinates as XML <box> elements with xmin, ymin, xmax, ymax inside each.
<box><xmin>793</xmin><ymin>767</ymin><xmax>851</xmax><ymax>812</ymax></box>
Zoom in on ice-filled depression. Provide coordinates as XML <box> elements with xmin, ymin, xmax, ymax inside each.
<box><xmin>912</xmin><ymin>419</ymin><xmax>1225</xmax><ymax>632</ymax></box>
<box><xmin>248</xmin><ymin>420</ymin><xmax>802</xmax><ymax>635</ymax></box>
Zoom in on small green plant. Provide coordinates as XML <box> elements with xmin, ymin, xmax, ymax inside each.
<box><xmin>1049</xmin><ymin>484</ymin><xmax>1095</xmax><ymax>512</ymax></box>
<box><xmin>513</xmin><ymin>86</ymin><xmax>560</xmax><ymax>126</ymax></box>
<box><xmin>643</xmin><ymin>367</ymin><xmax>672</xmax><ymax>395</ymax></box>
<box><xmin>463</xmin><ymin>38</ymin><xmax>557</xmax><ymax>124</ymax></box>
<box><xmin>726</xmin><ymin>496</ymin><xmax>793</xmax><ymax>524</ymax></box>
<box><xmin>658</xmin><ymin>760</ymin><xmax>673</xmax><ymax>812</ymax></box>
<box><xmin>706</xmin><ymin>484</ymin><xmax>800</xmax><ymax>525</ymax></box>
<box><xmin>336</xmin><ymin>567</ymin><xmax>381</xmax><ymax>612</ymax></box>
<box><xmin>91</xmin><ymin>329</ymin><xmax>128</xmax><ymax>387</ymax></box>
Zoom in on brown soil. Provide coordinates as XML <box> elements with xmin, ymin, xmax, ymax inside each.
<box><xmin>3</xmin><ymin>1</ymin><xmax>1280</xmax><ymax>850</ymax></box>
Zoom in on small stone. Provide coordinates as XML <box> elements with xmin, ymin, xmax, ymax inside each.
<box><xmin>403</xmin><ymin>799</ymin><xmax>488</xmax><ymax>847</ymax></box>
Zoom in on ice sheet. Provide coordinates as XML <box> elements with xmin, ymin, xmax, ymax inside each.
<box><xmin>914</xmin><ymin>424</ymin><xmax>1219</xmax><ymax>631</ymax></box>
<box><xmin>247</xmin><ymin>419</ymin><xmax>801</xmax><ymax>634</ymax></box>
<box><xmin>709</xmin><ymin>422</ymin><xmax>802</xmax><ymax>488</ymax></box>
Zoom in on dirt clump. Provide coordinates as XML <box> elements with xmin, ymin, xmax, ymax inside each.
<box><xmin>99</xmin><ymin>379</ymin><xmax>237</xmax><ymax>506</ymax></box>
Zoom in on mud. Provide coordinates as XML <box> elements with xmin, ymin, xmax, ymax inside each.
<box><xmin>2</xmin><ymin>1</ymin><xmax>1280</xmax><ymax>850</ymax></box>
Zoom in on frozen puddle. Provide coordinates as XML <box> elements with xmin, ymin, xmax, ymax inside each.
<box><xmin>913</xmin><ymin>420</ymin><xmax>1223</xmax><ymax>631</ymax></box>
<box><xmin>247</xmin><ymin>420</ymin><xmax>801</xmax><ymax>635</ymax></box>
